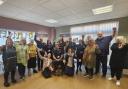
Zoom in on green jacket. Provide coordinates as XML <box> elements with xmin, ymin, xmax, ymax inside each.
<box><xmin>16</xmin><ymin>44</ymin><xmax>28</xmax><ymax>66</ymax></box>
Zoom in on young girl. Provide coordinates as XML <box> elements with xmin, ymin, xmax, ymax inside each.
<box><xmin>64</xmin><ymin>48</ymin><xmax>75</xmax><ymax>76</ymax></box>
<box><xmin>38</xmin><ymin>49</ymin><xmax>53</xmax><ymax>78</ymax></box>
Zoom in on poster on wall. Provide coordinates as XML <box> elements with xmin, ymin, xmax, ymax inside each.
<box><xmin>7</xmin><ymin>31</ymin><xmax>35</xmax><ymax>42</ymax></box>
<box><xmin>0</xmin><ymin>29</ymin><xmax>35</xmax><ymax>45</ymax></box>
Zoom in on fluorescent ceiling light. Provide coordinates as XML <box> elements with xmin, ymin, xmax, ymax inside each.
<box><xmin>45</xmin><ymin>19</ymin><xmax>58</xmax><ymax>23</ymax></box>
<box><xmin>0</xmin><ymin>0</ymin><xmax>4</xmax><ymax>5</ymax></box>
<box><xmin>92</xmin><ymin>5</ymin><xmax>113</xmax><ymax>15</ymax></box>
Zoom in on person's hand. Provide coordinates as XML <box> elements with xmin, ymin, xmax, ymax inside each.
<box><xmin>118</xmin><ymin>43</ymin><xmax>123</xmax><ymax>49</ymax></box>
<box><xmin>95</xmin><ymin>44</ymin><xmax>99</xmax><ymax>48</ymax></box>
<box><xmin>113</xmin><ymin>27</ymin><xmax>117</xmax><ymax>33</ymax></box>
<box><xmin>63</xmin><ymin>60</ymin><xmax>66</xmax><ymax>64</ymax></box>
<box><xmin>112</xmin><ymin>27</ymin><xmax>117</xmax><ymax>37</ymax></box>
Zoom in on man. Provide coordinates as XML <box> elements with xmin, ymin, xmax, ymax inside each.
<box><xmin>52</xmin><ymin>43</ymin><xmax>64</xmax><ymax>75</ymax></box>
<box><xmin>66</xmin><ymin>37</ymin><xmax>76</xmax><ymax>52</ymax></box>
<box><xmin>95</xmin><ymin>27</ymin><xmax>117</xmax><ymax>77</ymax></box>
<box><xmin>58</xmin><ymin>36</ymin><xmax>65</xmax><ymax>55</ymax></box>
<box><xmin>34</xmin><ymin>33</ymin><xmax>46</xmax><ymax>71</ymax></box>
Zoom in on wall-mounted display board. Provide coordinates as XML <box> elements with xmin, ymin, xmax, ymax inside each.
<box><xmin>0</xmin><ymin>29</ymin><xmax>35</xmax><ymax>46</ymax></box>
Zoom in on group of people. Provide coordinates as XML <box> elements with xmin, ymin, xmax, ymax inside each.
<box><xmin>0</xmin><ymin>28</ymin><xmax>128</xmax><ymax>87</ymax></box>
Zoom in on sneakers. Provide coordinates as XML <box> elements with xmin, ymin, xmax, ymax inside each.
<box><xmin>108</xmin><ymin>77</ymin><xmax>113</xmax><ymax>81</ymax></box>
<box><xmin>116</xmin><ymin>81</ymin><xmax>120</xmax><ymax>86</ymax></box>
<box><xmin>108</xmin><ymin>77</ymin><xmax>121</xmax><ymax>86</ymax></box>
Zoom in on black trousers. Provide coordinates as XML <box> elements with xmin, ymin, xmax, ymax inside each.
<box><xmin>76</xmin><ymin>59</ymin><xmax>82</xmax><ymax>72</ymax></box>
<box><xmin>84</xmin><ymin>66</ymin><xmax>88</xmax><ymax>74</ymax></box>
<box><xmin>76</xmin><ymin>53</ymin><xmax>83</xmax><ymax>72</ymax></box>
<box><xmin>86</xmin><ymin>67</ymin><xmax>93</xmax><ymax>76</ymax></box>
<box><xmin>37</xmin><ymin>56</ymin><xmax>43</xmax><ymax>71</ymax></box>
<box><xmin>4</xmin><ymin>70</ymin><xmax>15</xmax><ymax>83</ymax></box>
<box><xmin>17</xmin><ymin>63</ymin><xmax>25</xmax><ymax>77</ymax></box>
<box><xmin>52</xmin><ymin>60</ymin><xmax>64</xmax><ymax>72</ymax></box>
<box><xmin>95</xmin><ymin>55</ymin><xmax>108</xmax><ymax>76</ymax></box>
<box><xmin>110</xmin><ymin>67</ymin><xmax>123</xmax><ymax>80</ymax></box>
<box><xmin>27</xmin><ymin>57</ymin><xmax>36</xmax><ymax>69</ymax></box>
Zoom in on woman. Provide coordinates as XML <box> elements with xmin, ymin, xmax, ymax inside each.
<box><xmin>108</xmin><ymin>36</ymin><xmax>128</xmax><ymax>86</ymax></box>
<box><xmin>0</xmin><ymin>37</ymin><xmax>17</xmax><ymax>87</ymax></box>
<box><xmin>38</xmin><ymin>49</ymin><xmax>53</xmax><ymax>78</ymax></box>
<box><xmin>83</xmin><ymin>39</ymin><xmax>100</xmax><ymax>79</ymax></box>
<box><xmin>34</xmin><ymin>34</ymin><xmax>46</xmax><ymax>71</ymax></box>
<box><xmin>64</xmin><ymin>48</ymin><xmax>75</xmax><ymax>76</ymax></box>
<box><xmin>16</xmin><ymin>38</ymin><xmax>28</xmax><ymax>80</ymax></box>
<box><xmin>27</xmin><ymin>40</ymin><xmax>37</xmax><ymax>76</ymax></box>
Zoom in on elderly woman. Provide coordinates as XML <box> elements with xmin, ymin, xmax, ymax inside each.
<box><xmin>16</xmin><ymin>38</ymin><xmax>28</xmax><ymax>80</ymax></box>
<box><xmin>27</xmin><ymin>40</ymin><xmax>37</xmax><ymax>75</ymax></box>
<box><xmin>108</xmin><ymin>36</ymin><xmax>128</xmax><ymax>86</ymax></box>
<box><xmin>83</xmin><ymin>38</ymin><xmax>101</xmax><ymax>79</ymax></box>
<box><xmin>0</xmin><ymin>37</ymin><xmax>17</xmax><ymax>87</ymax></box>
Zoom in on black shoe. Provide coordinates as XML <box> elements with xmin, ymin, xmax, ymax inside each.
<box><xmin>102</xmin><ymin>75</ymin><xmax>106</xmax><ymax>78</ymax></box>
<box><xmin>94</xmin><ymin>72</ymin><xmax>99</xmax><ymax>75</ymax></box>
<box><xmin>33</xmin><ymin>70</ymin><xmax>38</xmax><ymax>73</ymax></box>
<box><xmin>76</xmin><ymin>70</ymin><xmax>78</xmax><ymax>74</ymax></box>
<box><xmin>12</xmin><ymin>79</ymin><xmax>17</xmax><ymax>83</ymax></box>
<box><xmin>4</xmin><ymin>82</ymin><xmax>10</xmax><ymax>87</ymax></box>
<box><xmin>79</xmin><ymin>68</ymin><xmax>82</xmax><ymax>72</ymax></box>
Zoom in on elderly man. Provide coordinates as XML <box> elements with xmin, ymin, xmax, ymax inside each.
<box><xmin>95</xmin><ymin>27</ymin><xmax>117</xmax><ymax>77</ymax></box>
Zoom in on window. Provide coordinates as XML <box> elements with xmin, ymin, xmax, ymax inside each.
<box><xmin>70</xmin><ymin>21</ymin><xmax>119</xmax><ymax>41</ymax></box>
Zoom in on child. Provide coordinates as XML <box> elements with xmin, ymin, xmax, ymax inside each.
<box><xmin>38</xmin><ymin>49</ymin><xmax>53</xmax><ymax>78</ymax></box>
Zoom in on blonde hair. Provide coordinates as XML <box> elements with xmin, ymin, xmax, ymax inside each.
<box><xmin>88</xmin><ymin>38</ymin><xmax>95</xmax><ymax>45</ymax></box>
<box><xmin>116</xmin><ymin>36</ymin><xmax>126</xmax><ymax>44</ymax></box>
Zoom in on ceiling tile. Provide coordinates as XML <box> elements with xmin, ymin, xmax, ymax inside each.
<box><xmin>60</xmin><ymin>0</ymin><xmax>89</xmax><ymax>7</ymax></box>
<box><xmin>29</xmin><ymin>6</ymin><xmax>52</xmax><ymax>17</ymax></box>
<box><xmin>41</xmin><ymin>0</ymin><xmax>67</xmax><ymax>12</ymax></box>
<box><xmin>89</xmin><ymin>0</ymin><xmax>113</xmax><ymax>8</ymax></box>
<box><xmin>57</xmin><ymin>9</ymin><xmax>76</xmax><ymax>17</ymax></box>
<box><xmin>6</xmin><ymin>0</ymin><xmax>40</xmax><ymax>10</ymax></box>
